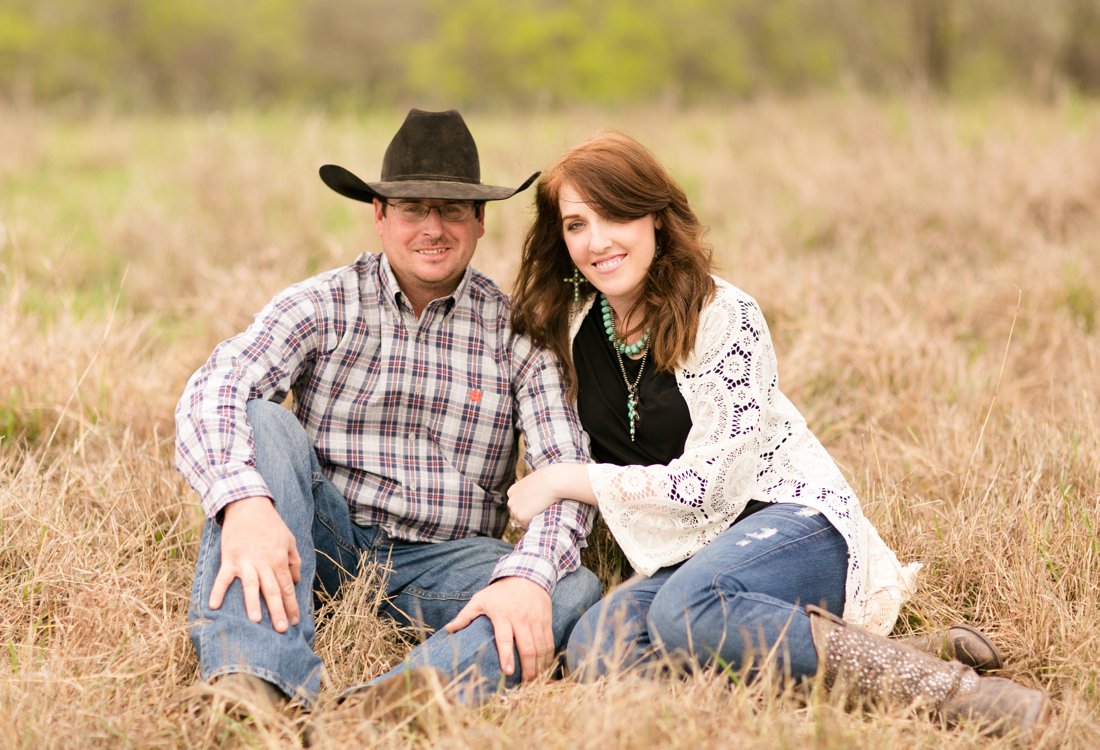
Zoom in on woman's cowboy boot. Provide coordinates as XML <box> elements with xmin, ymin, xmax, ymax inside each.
<box><xmin>806</xmin><ymin>605</ymin><xmax>1050</xmax><ymax>737</ymax></box>
<box><xmin>902</xmin><ymin>625</ymin><xmax>1003</xmax><ymax>673</ymax></box>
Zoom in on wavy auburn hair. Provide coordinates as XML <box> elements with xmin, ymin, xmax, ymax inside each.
<box><xmin>511</xmin><ymin>132</ymin><xmax>716</xmax><ymax>397</ymax></box>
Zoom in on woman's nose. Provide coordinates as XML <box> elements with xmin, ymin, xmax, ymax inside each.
<box><xmin>589</xmin><ymin>221</ymin><xmax>612</xmax><ymax>251</ymax></box>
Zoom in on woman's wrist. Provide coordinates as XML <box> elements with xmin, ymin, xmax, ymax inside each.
<box><xmin>548</xmin><ymin>463</ymin><xmax>596</xmax><ymax>506</ymax></box>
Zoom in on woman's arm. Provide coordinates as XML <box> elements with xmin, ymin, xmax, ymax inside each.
<box><xmin>507</xmin><ymin>463</ymin><xmax>596</xmax><ymax>528</ymax></box>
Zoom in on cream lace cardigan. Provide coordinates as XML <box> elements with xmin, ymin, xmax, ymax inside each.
<box><xmin>571</xmin><ymin>279</ymin><xmax>920</xmax><ymax>635</ymax></box>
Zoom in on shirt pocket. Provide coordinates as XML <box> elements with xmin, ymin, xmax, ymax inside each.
<box><xmin>428</xmin><ymin>379</ymin><xmax>514</xmax><ymax>492</ymax></box>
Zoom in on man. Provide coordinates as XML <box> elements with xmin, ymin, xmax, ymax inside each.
<box><xmin>176</xmin><ymin>109</ymin><xmax>600</xmax><ymax>709</ymax></box>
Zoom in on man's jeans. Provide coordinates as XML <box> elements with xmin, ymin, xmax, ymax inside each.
<box><xmin>566</xmin><ymin>502</ymin><xmax>848</xmax><ymax>682</ymax></box>
<box><xmin>188</xmin><ymin>400</ymin><xmax>601</xmax><ymax>706</ymax></box>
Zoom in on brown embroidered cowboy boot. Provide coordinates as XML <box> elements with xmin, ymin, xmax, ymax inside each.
<box><xmin>806</xmin><ymin>605</ymin><xmax>1050</xmax><ymax>737</ymax></box>
<box><xmin>902</xmin><ymin>624</ymin><xmax>1003</xmax><ymax>673</ymax></box>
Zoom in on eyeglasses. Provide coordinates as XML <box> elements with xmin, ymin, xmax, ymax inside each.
<box><xmin>385</xmin><ymin>201</ymin><xmax>478</xmax><ymax>222</ymax></box>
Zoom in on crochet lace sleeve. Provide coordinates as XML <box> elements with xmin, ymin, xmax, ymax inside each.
<box><xmin>588</xmin><ymin>288</ymin><xmax>773</xmax><ymax>575</ymax></box>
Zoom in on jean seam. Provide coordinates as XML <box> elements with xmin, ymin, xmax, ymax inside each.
<box><xmin>195</xmin><ymin>524</ymin><xmax>214</xmax><ymax>668</ymax></box>
<box><xmin>315</xmin><ymin>507</ymin><xmax>358</xmax><ymax>561</ymax></box>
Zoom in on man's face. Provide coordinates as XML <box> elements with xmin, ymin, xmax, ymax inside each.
<box><xmin>374</xmin><ymin>198</ymin><xmax>485</xmax><ymax>312</ymax></box>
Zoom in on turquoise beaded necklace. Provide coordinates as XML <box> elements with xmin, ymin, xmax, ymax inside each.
<box><xmin>599</xmin><ymin>293</ymin><xmax>649</xmax><ymax>355</ymax></box>
<box><xmin>599</xmin><ymin>293</ymin><xmax>650</xmax><ymax>441</ymax></box>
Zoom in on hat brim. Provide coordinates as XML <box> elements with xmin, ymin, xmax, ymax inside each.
<box><xmin>320</xmin><ymin>165</ymin><xmax>538</xmax><ymax>203</ymax></box>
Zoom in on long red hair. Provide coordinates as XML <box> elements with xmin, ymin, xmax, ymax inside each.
<box><xmin>511</xmin><ymin>132</ymin><xmax>715</xmax><ymax>397</ymax></box>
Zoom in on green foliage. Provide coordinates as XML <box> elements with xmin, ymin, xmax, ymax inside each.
<box><xmin>1</xmin><ymin>387</ymin><xmax>44</xmax><ymax>446</ymax></box>
<box><xmin>1058</xmin><ymin>263</ymin><xmax>1097</xmax><ymax>334</ymax></box>
<box><xmin>0</xmin><ymin>0</ymin><xmax>1097</xmax><ymax>110</ymax></box>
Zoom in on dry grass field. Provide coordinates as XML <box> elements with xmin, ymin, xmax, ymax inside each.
<box><xmin>1</xmin><ymin>96</ymin><xmax>1098</xmax><ymax>748</ymax></box>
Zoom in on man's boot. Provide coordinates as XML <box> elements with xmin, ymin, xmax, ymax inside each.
<box><xmin>902</xmin><ymin>624</ymin><xmax>1003</xmax><ymax>673</ymax></box>
<box><xmin>336</xmin><ymin>667</ymin><xmax>447</xmax><ymax>719</ymax></box>
<box><xmin>806</xmin><ymin>605</ymin><xmax>1050</xmax><ymax>737</ymax></box>
<box><xmin>212</xmin><ymin>672</ymin><xmax>289</xmax><ymax>719</ymax></box>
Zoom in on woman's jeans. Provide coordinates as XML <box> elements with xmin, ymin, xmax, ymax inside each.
<box><xmin>188</xmin><ymin>400</ymin><xmax>601</xmax><ymax>706</ymax></box>
<box><xmin>566</xmin><ymin>503</ymin><xmax>848</xmax><ymax>683</ymax></box>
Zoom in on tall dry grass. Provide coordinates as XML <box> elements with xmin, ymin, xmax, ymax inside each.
<box><xmin>1</xmin><ymin>96</ymin><xmax>1098</xmax><ymax>748</ymax></box>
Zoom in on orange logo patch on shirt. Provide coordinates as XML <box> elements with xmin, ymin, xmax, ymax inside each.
<box><xmin>469</xmin><ymin>389</ymin><xmax>483</xmax><ymax>403</ymax></box>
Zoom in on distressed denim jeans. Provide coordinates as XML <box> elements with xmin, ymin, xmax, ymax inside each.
<box><xmin>566</xmin><ymin>502</ymin><xmax>848</xmax><ymax>683</ymax></box>
<box><xmin>188</xmin><ymin>399</ymin><xmax>600</xmax><ymax>706</ymax></box>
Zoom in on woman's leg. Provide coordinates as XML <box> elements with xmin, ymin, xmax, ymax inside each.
<box><xmin>366</xmin><ymin>535</ymin><xmax>601</xmax><ymax>700</ymax></box>
<box><xmin>645</xmin><ymin>503</ymin><xmax>847</xmax><ymax>682</ymax></box>
<box><xmin>565</xmin><ymin>570</ymin><xmax>675</xmax><ymax>680</ymax></box>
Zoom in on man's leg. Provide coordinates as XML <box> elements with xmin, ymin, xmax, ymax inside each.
<box><xmin>363</xmin><ymin>535</ymin><xmax>601</xmax><ymax>701</ymax></box>
<box><xmin>188</xmin><ymin>399</ymin><xmax>363</xmax><ymax>706</ymax></box>
<box><xmin>645</xmin><ymin>503</ymin><xmax>848</xmax><ymax>682</ymax></box>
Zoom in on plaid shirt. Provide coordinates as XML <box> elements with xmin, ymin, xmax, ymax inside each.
<box><xmin>175</xmin><ymin>252</ymin><xmax>595</xmax><ymax>592</ymax></box>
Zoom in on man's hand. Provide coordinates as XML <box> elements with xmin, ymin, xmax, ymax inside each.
<box><xmin>444</xmin><ymin>577</ymin><xmax>553</xmax><ymax>681</ymax></box>
<box><xmin>209</xmin><ymin>496</ymin><xmax>302</xmax><ymax>633</ymax></box>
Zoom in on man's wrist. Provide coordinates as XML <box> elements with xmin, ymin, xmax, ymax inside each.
<box><xmin>491</xmin><ymin>552</ymin><xmax>556</xmax><ymax>595</ymax></box>
<box><xmin>218</xmin><ymin>494</ymin><xmax>275</xmax><ymax>524</ymax></box>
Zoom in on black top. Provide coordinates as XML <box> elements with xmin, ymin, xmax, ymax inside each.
<box><xmin>574</xmin><ymin>302</ymin><xmax>691</xmax><ymax>465</ymax></box>
<box><xmin>573</xmin><ymin>300</ymin><xmax>768</xmax><ymax>526</ymax></box>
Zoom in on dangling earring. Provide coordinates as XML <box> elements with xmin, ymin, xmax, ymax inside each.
<box><xmin>563</xmin><ymin>266</ymin><xmax>586</xmax><ymax>304</ymax></box>
<box><xmin>655</xmin><ymin>233</ymin><xmax>665</xmax><ymax>258</ymax></box>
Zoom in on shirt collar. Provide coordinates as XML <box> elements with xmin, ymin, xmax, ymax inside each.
<box><xmin>378</xmin><ymin>252</ymin><xmax>468</xmax><ymax>316</ymax></box>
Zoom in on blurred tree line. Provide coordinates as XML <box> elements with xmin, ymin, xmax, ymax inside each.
<box><xmin>2</xmin><ymin>0</ymin><xmax>1099</xmax><ymax>110</ymax></box>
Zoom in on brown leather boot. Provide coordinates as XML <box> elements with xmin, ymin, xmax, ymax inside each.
<box><xmin>902</xmin><ymin>624</ymin><xmax>1003</xmax><ymax>673</ymax></box>
<box><xmin>212</xmin><ymin>672</ymin><xmax>289</xmax><ymax>719</ymax></box>
<box><xmin>806</xmin><ymin>605</ymin><xmax>1050</xmax><ymax>737</ymax></box>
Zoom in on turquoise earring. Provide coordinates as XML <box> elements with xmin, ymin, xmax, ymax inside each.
<box><xmin>563</xmin><ymin>266</ymin><xmax>585</xmax><ymax>303</ymax></box>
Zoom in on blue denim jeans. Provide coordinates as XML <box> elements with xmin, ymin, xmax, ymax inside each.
<box><xmin>188</xmin><ymin>400</ymin><xmax>601</xmax><ymax>706</ymax></box>
<box><xmin>566</xmin><ymin>502</ymin><xmax>847</xmax><ymax>683</ymax></box>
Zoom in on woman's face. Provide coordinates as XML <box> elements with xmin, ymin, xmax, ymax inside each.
<box><xmin>558</xmin><ymin>182</ymin><xmax>659</xmax><ymax>311</ymax></box>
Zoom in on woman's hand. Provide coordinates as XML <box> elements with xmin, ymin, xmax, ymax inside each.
<box><xmin>507</xmin><ymin>463</ymin><xmax>595</xmax><ymax>528</ymax></box>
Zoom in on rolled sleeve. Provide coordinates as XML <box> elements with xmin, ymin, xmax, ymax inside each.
<box><xmin>503</xmin><ymin>336</ymin><xmax>596</xmax><ymax>590</ymax></box>
<box><xmin>489</xmin><ymin>551</ymin><xmax>559</xmax><ymax>594</ymax></box>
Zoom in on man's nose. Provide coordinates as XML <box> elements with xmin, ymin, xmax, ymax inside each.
<box><xmin>420</xmin><ymin>207</ymin><xmax>446</xmax><ymax>233</ymax></box>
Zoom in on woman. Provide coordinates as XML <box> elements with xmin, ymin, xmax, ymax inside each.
<box><xmin>507</xmin><ymin>133</ymin><xmax>1048</xmax><ymax>734</ymax></box>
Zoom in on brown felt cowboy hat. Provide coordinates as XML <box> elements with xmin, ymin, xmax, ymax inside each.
<box><xmin>319</xmin><ymin>109</ymin><xmax>538</xmax><ymax>203</ymax></box>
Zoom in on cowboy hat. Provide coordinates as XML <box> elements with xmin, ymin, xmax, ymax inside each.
<box><xmin>319</xmin><ymin>109</ymin><xmax>538</xmax><ymax>203</ymax></box>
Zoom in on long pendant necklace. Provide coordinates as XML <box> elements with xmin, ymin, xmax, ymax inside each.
<box><xmin>600</xmin><ymin>294</ymin><xmax>650</xmax><ymax>441</ymax></box>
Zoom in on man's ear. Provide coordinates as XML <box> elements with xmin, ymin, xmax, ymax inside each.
<box><xmin>373</xmin><ymin>198</ymin><xmax>387</xmax><ymax>233</ymax></box>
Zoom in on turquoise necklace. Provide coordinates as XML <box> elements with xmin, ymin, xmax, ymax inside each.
<box><xmin>600</xmin><ymin>293</ymin><xmax>650</xmax><ymax>441</ymax></box>
<box><xmin>600</xmin><ymin>294</ymin><xmax>649</xmax><ymax>355</ymax></box>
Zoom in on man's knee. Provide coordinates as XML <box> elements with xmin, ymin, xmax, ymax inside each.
<box><xmin>247</xmin><ymin>398</ymin><xmax>298</xmax><ymax>436</ymax></box>
<box><xmin>550</xmin><ymin>566</ymin><xmax>601</xmax><ymax>654</ymax></box>
<box><xmin>553</xmin><ymin>566</ymin><xmax>602</xmax><ymax>617</ymax></box>
<box><xmin>246</xmin><ymin>399</ymin><xmax>311</xmax><ymax>458</ymax></box>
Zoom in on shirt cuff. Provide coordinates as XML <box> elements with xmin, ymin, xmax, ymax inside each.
<box><xmin>202</xmin><ymin>467</ymin><xmax>273</xmax><ymax>520</ymax></box>
<box><xmin>489</xmin><ymin>551</ymin><xmax>558</xmax><ymax>595</ymax></box>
